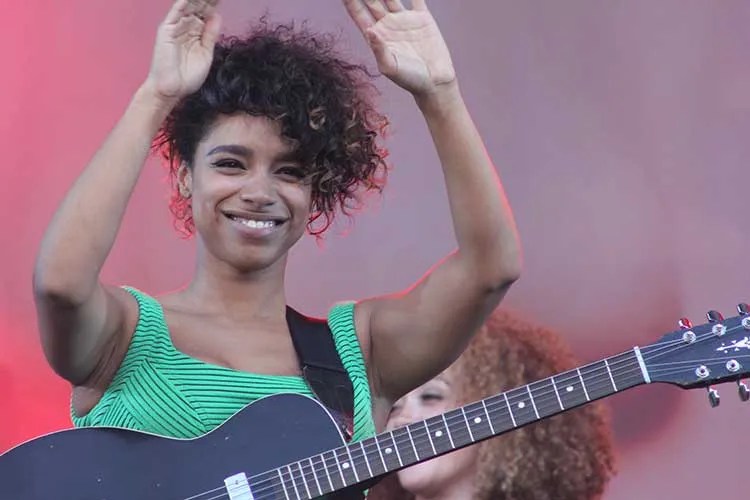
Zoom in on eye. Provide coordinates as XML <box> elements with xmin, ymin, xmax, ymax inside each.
<box><xmin>421</xmin><ymin>393</ymin><xmax>443</xmax><ymax>402</ymax></box>
<box><xmin>212</xmin><ymin>159</ymin><xmax>244</xmax><ymax>170</ymax></box>
<box><xmin>275</xmin><ymin>165</ymin><xmax>306</xmax><ymax>181</ymax></box>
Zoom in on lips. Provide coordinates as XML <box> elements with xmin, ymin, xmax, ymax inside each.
<box><xmin>222</xmin><ymin>211</ymin><xmax>287</xmax><ymax>238</ymax></box>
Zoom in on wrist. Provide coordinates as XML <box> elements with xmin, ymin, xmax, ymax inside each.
<box><xmin>133</xmin><ymin>79</ymin><xmax>180</xmax><ymax>116</ymax></box>
<box><xmin>414</xmin><ymin>80</ymin><xmax>463</xmax><ymax>117</ymax></box>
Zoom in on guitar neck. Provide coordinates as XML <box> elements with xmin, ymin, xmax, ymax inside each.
<box><xmin>257</xmin><ymin>348</ymin><xmax>648</xmax><ymax>499</ymax></box>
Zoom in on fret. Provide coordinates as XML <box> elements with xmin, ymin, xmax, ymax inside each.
<box><xmin>278</xmin><ymin>467</ymin><xmax>293</xmax><ymax>500</ymax></box>
<box><xmin>580</xmin><ymin>361</ymin><xmax>617</xmax><ymax>400</ymax></box>
<box><xmin>321</xmin><ymin>450</ymin><xmax>345</xmax><ymax>491</ymax></box>
<box><xmin>504</xmin><ymin>387</ymin><xmax>538</xmax><ymax>426</ymax></box>
<box><xmin>407</xmin><ymin>422</ymin><xmax>430</xmax><ymax>461</ymax></box>
<box><xmin>399</xmin><ymin>425</ymin><xmax>419</xmax><ymax>463</ymax></box>
<box><xmin>528</xmin><ymin>379</ymin><xmax>562</xmax><ymax>419</ymax></box>
<box><xmin>482</xmin><ymin>394</ymin><xmax>514</xmax><ymax>433</ymax></box>
<box><xmin>441</xmin><ymin>413</ymin><xmax>456</xmax><ymax>449</ymax></box>
<box><xmin>424</xmin><ymin>415</ymin><xmax>453</xmax><ymax>455</ymax></box>
<box><xmin>343</xmin><ymin>443</ymin><xmax>361</xmax><ymax>483</ymax></box>
<box><xmin>549</xmin><ymin>376</ymin><xmax>564</xmax><ymax>410</ymax></box>
<box><xmin>501</xmin><ymin>392</ymin><xmax>517</xmax><ymax>427</ymax></box>
<box><xmin>334</xmin><ymin>447</ymin><xmax>357</xmax><ymax>486</ymax></box>
<box><xmin>461</xmin><ymin>406</ymin><xmax>475</xmax><ymax>442</ymax></box>
<box><xmin>478</xmin><ymin>400</ymin><xmax>496</xmax><ymax>436</ymax></box>
<box><xmin>604</xmin><ymin>359</ymin><xmax>618</xmax><ymax>391</ymax></box>
<box><xmin>555</xmin><ymin>370</ymin><xmax>589</xmax><ymax>409</ymax></box>
<box><xmin>312</xmin><ymin>454</ymin><xmax>333</xmax><ymax>495</ymax></box>
<box><xmin>369</xmin><ymin>436</ymin><xmax>387</xmax><ymax>475</ymax></box>
<box><xmin>576</xmin><ymin>368</ymin><xmax>591</xmax><ymax>401</ymax></box>
<box><xmin>422</xmin><ymin>421</ymin><xmax>437</xmax><ymax>456</ymax></box>
<box><xmin>346</xmin><ymin>440</ymin><xmax>369</xmax><ymax>483</ymax></box>
<box><xmin>357</xmin><ymin>440</ymin><xmax>374</xmax><ymax>479</ymax></box>
<box><xmin>303</xmin><ymin>457</ymin><xmax>322</xmax><ymax>498</ymax></box>
<box><xmin>291</xmin><ymin>463</ymin><xmax>309</xmax><ymax>500</ymax></box>
<box><xmin>396</xmin><ymin>425</ymin><xmax>419</xmax><ymax>464</ymax></box>
<box><xmin>286</xmin><ymin>464</ymin><xmax>302</xmax><ymax>500</ymax></box>
<box><xmin>375</xmin><ymin>433</ymin><xmax>400</xmax><ymax>471</ymax></box>
<box><xmin>525</xmin><ymin>385</ymin><xmax>540</xmax><ymax>419</ymax></box>
<box><xmin>609</xmin><ymin>351</ymin><xmax>647</xmax><ymax>390</ymax></box>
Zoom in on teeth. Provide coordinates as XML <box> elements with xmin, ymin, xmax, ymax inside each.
<box><xmin>235</xmin><ymin>217</ymin><xmax>276</xmax><ymax>229</ymax></box>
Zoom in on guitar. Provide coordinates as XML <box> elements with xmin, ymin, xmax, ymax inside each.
<box><xmin>2</xmin><ymin>306</ymin><xmax>749</xmax><ymax>500</ymax></box>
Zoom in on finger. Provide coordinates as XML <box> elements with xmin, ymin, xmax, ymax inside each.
<box><xmin>363</xmin><ymin>0</ymin><xmax>389</xmax><ymax>21</ymax></box>
<box><xmin>164</xmin><ymin>0</ymin><xmax>192</xmax><ymax>24</ymax></box>
<box><xmin>201</xmin><ymin>12</ymin><xmax>222</xmax><ymax>51</ymax></box>
<box><xmin>366</xmin><ymin>28</ymin><xmax>397</xmax><ymax>73</ymax></box>
<box><xmin>383</xmin><ymin>0</ymin><xmax>405</xmax><ymax>12</ymax></box>
<box><xmin>411</xmin><ymin>0</ymin><xmax>427</xmax><ymax>11</ymax></box>
<box><xmin>343</xmin><ymin>0</ymin><xmax>376</xmax><ymax>32</ymax></box>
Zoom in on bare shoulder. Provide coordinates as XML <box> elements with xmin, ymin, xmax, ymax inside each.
<box><xmin>71</xmin><ymin>286</ymin><xmax>140</xmax><ymax>416</ymax></box>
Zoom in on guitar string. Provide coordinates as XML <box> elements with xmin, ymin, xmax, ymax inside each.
<box><xmin>187</xmin><ymin>323</ymin><xmax>749</xmax><ymax>500</ymax></box>
<box><xmin>182</xmin><ymin>322</ymin><xmax>750</xmax><ymax>500</ymax></box>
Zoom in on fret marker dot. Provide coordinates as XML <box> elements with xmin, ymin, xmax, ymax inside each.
<box><xmin>566</xmin><ymin>386</ymin><xmax>574</xmax><ymax>392</ymax></box>
<box><xmin>385</xmin><ymin>448</ymin><xmax>392</xmax><ymax>454</ymax></box>
<box><xmin>518</xmin><ymin>402</ymin><xmax>525</xmax><ymax>409</ymax></box>
<box><xmin>474</xmin><ymin>417</ymin><xmax>482</xmax><ymax>424</ymax></box>
<box><xmin>342</xmin><ymin>462</ymin><xmax>350</xmax><ymax>469</ymax></box>
<box><xmin>435</xmin><ymin>430</ymin><xmax>443</xmax><ymax>437</ymax></box>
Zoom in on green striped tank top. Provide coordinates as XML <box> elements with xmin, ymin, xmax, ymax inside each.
<box><xmin>71</xmin><ymin>287</ymin><xmax>376</xmax><ymax>444</ymax></box>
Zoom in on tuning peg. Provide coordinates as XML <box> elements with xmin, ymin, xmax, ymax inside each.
<box><xmin>737</xmin><ymin>303</ymin><xmax>749</xmax><ymax>316</ymax></box>
<box><xmin>707</xmin><ymin>387</ymin><xmax>720</xmax><ymax>408</ymax></box>
<box><xmin>678</xmin><ymin>318</ymin><xmax>693</xmax><ymax>329</ymax></box>
<box><xmin>738</xmin><ymin>381</ymin><xmax>750</xmax><ymax>402</ymax></box>
<box><xmin>706</xmin><ymin>310</ymin><xmax>724</xmax><ymax>323</ymax></box>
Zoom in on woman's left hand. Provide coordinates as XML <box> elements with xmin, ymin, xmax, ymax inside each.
<box><xmin>344</xmin><ymin>0</ymin><xmax>456</xmax><ymax>97</ymax></box>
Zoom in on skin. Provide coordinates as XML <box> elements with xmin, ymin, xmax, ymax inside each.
<box><xmin>387</xmin><ymin>369</ymin><xmax>478</xmax><ymax>500</ymax></box>
<box><xmin>33</xmin><ymin>0</ymin><xmax>522</xmax><ymax>431</ymax></box>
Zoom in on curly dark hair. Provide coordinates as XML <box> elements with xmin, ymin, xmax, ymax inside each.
<box><xmin>368</xmin><ymin>309</ymin><xmax>617</xmax><ymax>500</ymax></box>
<box><xmin>153</xmin><ymin>20</ymin><xmax>390</xmax><ymax>236</ymax></box>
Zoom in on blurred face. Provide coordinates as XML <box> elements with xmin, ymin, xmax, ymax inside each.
<box><xmin>387</xmin><ymin>369</ymin><xmax>479</xmax><ymax>499</ymax></box>
<box><xmin>181</xmin><ymin>113</ymin><xmax>312</xmax><ymax>273</ymax></box>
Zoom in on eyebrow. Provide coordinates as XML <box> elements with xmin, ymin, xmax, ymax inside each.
<box><xmin>205</xmin><ymin>144</ymin><xmax>301</xmax><ymax>162</ymax></box>
<box><xmin>206</xmin><ymin>144</ymin><xmax>251</xmax><ymax>157</ymax></box>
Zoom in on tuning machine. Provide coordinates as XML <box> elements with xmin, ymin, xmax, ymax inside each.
<box><xmin>707</xmin><ymin>387</ymin><xmax>720</xmax><ymax>408</ymax></box>
<box><xmin>738</xmin><ymin>380</ymin><xmax>750</xmax><ymax>402</ymax></box>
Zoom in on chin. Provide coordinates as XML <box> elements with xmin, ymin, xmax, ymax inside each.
<box><xmin>396</xmin><ymin>461</ymin><xmax>444</xmax><ymax>497</ymax></box>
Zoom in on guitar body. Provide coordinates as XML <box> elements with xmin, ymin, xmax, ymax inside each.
<box><xmin>0</xmin><ymin>393</ymin><xmax>361</xmax><ymax>500</ymax></box>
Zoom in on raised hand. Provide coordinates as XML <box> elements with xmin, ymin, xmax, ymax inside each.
<box><xmin>343</xmin><ymin>0</ymin><xmax>455</xmax><ymax>97</ymax></box>
<box><xmin>146</xmin><ymin>0</ymin><xmax>222</xmax><ymax>102</ymax></box>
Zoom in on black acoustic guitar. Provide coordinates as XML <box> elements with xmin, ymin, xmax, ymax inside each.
<box><xmin>2</xmin><ymin>307</ymin><xmax>749</xmax><ymax>499</ymax></box>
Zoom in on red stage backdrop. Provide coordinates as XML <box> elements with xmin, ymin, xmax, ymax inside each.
<box><xmin>2</xmin><ymin>1</ymin><xmax>749</xmax><ymax>498</ymax></box>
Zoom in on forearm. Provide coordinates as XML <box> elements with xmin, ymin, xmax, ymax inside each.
<box><xmin>417</xmin><ymin>83</ymin><xmax>522</xmax><ymax>287</ymax></box>
<box><xmin>34</xmin><ymin>82</ymin><xmax>175</xmax><ymax>302</ymax></box>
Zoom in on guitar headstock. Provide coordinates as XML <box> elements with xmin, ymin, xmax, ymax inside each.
<box><xmin>643</xmin><ymin>304</ymin><xmax>750</xmax><ymax>407</ymax></box>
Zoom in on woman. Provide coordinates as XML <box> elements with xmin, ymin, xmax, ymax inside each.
<box><xmin>33</xmin><ymin>0</ymin><xmax>520</xmax><ymax>464</ymax></box>
<box><xmin>368</xmin><ymin>309</ymin><xmax>616</xmax><ymax>500</ymax></box>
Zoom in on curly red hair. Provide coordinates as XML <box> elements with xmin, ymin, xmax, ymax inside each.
<box><xmin>368</xmin><ymin>309</ymin><xmax>617</xmax><ymax>500</ymax></box>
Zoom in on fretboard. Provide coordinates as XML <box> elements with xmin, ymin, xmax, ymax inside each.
<box><xmin>250</xmin><ymin>348</ymin><xmax>647</xmax><ymax>500</ymax></box>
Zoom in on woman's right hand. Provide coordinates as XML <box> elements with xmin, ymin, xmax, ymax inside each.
<box><xmin>145</xmin><ymin>0</ymin><xmax>222</xmax><ymax>104</ymax></box>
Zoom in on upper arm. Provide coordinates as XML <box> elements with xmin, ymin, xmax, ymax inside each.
<box><xmin>34</xmin><ymin>283</ymin><xmax>137</xmax><ymax>386</ymax></box>
<box><xmin>359</xmin><ymin>251</ymin><xmax>517</xmax><ymax>403</ymax></box>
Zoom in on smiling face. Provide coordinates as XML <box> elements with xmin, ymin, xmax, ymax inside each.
<box><xmin>180</xmin><ymin>113</ymin><xmax>313</xmax><ymax>273</ymax></box>
<box><xmin>387</xmin><ymin>368</ymin><xmax>479</xmax><ymax>499</ymax></box>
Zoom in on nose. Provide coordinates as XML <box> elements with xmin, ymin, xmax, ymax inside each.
<box><xmin>239</xmin><ymin>169</ymin><xmax>275</xmax><ymax>208</ymax></box>
<box><xmin>388</xmin><ymin>397</ymin><xmax>419</xmax><ymax>429</ymax></box>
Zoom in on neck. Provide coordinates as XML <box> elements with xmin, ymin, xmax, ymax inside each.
<box><xmin>413</xmin><ymin>474</ymin><xmax>475</xmax><ymax>500</ymax></box>
<box><xmin>183</xmin><ymin>242</ymin><xmax>289</xmax><ymax>321</ymax></box>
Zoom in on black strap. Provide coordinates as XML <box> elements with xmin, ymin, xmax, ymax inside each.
<box><xmin>285</xmin><ymin>306</ymin><xmax>355</xmax><ymax>441</ymax></box>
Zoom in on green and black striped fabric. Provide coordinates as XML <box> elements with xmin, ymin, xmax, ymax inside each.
<box><xmin>71</xmin><ymin>287</ymin><xmax>376</xmax><ymax>443</ymax></box>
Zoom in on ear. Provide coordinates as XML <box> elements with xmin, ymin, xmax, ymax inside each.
<box><xmin>177</xmin><ymin>163</ymin><xmax>193</xmax><ymax>199</ymax></box>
